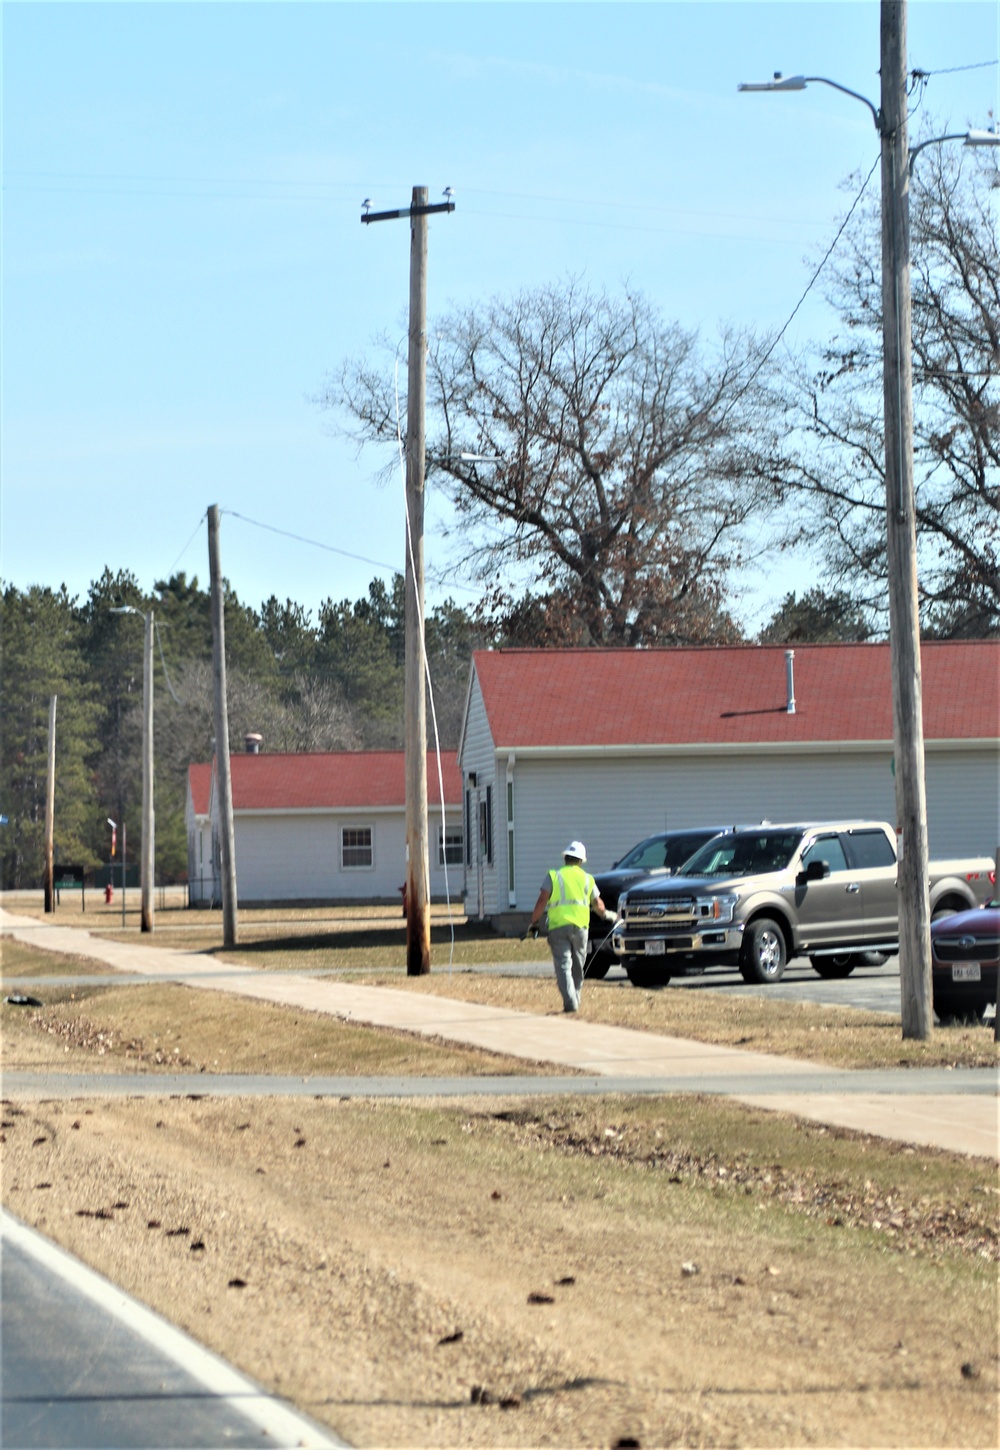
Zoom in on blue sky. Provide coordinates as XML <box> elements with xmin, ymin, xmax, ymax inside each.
<box><xmin>3</xmin><ymin>1</ymin><xmax>998</xmax><ymax>632</ymax></box>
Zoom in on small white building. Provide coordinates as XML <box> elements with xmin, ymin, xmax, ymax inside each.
<box><xmin>187</xmin><ymin>749</ymin><xmax>463</xmax><ymax>905</ymax></box>
<box><xmin>184</xmin><ymin>762</ymin><xmax>213</xmax><ymax>905</ymax></box>
<box><xmin>457</xmin><ymin>642</ymin><xmax>999</xmax><ymax>929</ymax></box>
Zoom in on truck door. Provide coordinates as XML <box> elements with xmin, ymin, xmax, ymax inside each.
<box><xmin>844</xmin><ymin>827</ymin><xmax>898</xmax><ymax>941</ymax></box>
<box><xmin>794</xmin><ymin>833</ymin><xmax>857</xmax><ymax>947</ymax></box>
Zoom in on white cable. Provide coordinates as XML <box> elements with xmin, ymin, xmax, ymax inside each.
<box><xmin>394</xmin><ymin>362</ymin><xmax>457</xmax><ymax>973</ymax></box>
<box><xmin>153</xmin><ymin>619</ymin><xmax>183</xmax><ymax>705</ymax></box>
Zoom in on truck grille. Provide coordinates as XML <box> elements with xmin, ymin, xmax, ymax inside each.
<box><xmin>621</xmin><ymin>896</ymin><xmax>697</xmax><ymax>927</ymax></box>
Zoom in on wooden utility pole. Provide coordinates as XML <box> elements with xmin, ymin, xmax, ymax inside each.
<box><xmin>44</xmin><ymin>695</ymin><xmax>56</xmax><ymax>912</ymax></box>
<box><xmin>208</xmin><ymin>504</ymin><xmax>239</xmax><ymax>947</ymax></box>
<box><xmin>880</xmin><ymin>0</ymin><xmax>932</xmax><ymax>1039</ymax></box>
<box><xmin>405</xmin><ymin>184</ymin><xmax>431</xmax><ymax>975</ymax></box>
<box><xmin>361</xmin><ymin>184</ymin><xmax>454</xmax><ymax>975</ymax></box>
<box><xmin>140</xmin><ymin>609</ymin><xmax>155</xmax><ymax>933</ymax></box>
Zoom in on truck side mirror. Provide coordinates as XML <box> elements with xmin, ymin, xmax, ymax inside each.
<box><xmin>797</xmin><ymin>859</ymin><xmax>830</xmax><ymax>885</ymax></box>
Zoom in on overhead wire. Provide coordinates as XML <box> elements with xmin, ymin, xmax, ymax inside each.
<box><xmin>221</xmin><ymin>508</ymin><xmax>479</xmax><ymax>596</ymax></box>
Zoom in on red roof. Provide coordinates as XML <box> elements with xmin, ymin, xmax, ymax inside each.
<box><xmin>471</xmin><ymin>643</ymin><xmax>999</xmax><ymax>748</ymax></box>
<box><xmin>188</xmin><ymin>762</ymin><xmax>212</xmax><ymax>816</ymax></box>
<box><xmin>221</xmin><ymin>750</ymin><xmax>461</xmax><ymax>812</ymax></box>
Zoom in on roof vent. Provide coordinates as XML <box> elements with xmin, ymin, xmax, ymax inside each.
<box><xmin>785</xmin><ymin>650</ymin><xmax>796</xmax><ymax>715</ymax></box>
<box><xmin>245</xmin><ymin>732</ymin><xmax>263</xmax><ymax>754</ymax></box>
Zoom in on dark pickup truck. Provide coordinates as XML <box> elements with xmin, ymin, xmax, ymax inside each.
<box><xmin>584</xmin><ymin>826</ymin><xmax>732</xmax><ymax>977</ymax></box>
<box><xmin>611</xmin><ymin>820</ymin><xmax>995</xmax><ymax>987</ymax></box>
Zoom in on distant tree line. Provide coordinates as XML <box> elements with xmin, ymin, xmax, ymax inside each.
<box><xmin>0</xmin><ymin>561</ymin><xmax>886</xmax><ymax>892</ymax></box>
<box><xmin>0</xmin><ymin>569</ymin><xmax>487</xmax><ymax>889</ymax></box>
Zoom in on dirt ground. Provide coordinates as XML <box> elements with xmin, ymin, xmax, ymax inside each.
<box><xmin>4</xmin><ymin>1087</ymin><xmax>997</xmax><ymax>1450</ymax></box>
<box><xmin>3</xmin><ymin>920</ymin><xmax>998</xmax><ymax>1448</ymax></box>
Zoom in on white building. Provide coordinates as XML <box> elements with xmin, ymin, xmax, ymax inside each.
<box><xmin>457</xmin><ymin>642</ymin><xmax>1000</xmax><ymax>929</ymax></box>
<box><xmin>184</xmin><ymin>762</ymin><xmax>213</xmax><ymax>905</ymax></box>
<box><xmin>187</xmin><ymin>749</ymin><xmax>463</xmax><ymax>905</ymax></box>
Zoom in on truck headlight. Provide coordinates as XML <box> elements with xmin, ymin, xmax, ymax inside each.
<box><xmin>695</xmin><ymin>893</ymin><xmax>739</xmax><ymax>924</ymax></box>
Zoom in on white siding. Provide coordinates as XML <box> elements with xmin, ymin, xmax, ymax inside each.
<box><xmin>925</xmin><ymin>747</ymin><xmax>999</xmax><ymax>858</ymax></box>
<box><xmin>233</xmin><ymin>808</ymin><xmax>463</xmax><ymax>902</ymax></box>
<box><xmin>458</xmin><ymin>670</ymin><xmax>500</xmax><ymax>916</ymax></box>
<box><xmin>509</xmin><ymin>746</ymin><xmax>998</xmax><ymax>905</ymax></box>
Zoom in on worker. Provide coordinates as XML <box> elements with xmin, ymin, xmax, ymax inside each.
<box><xmin>526</xmin><ymin>840</ymin><xmax>614</xmax><ymax>1013</ymax></box>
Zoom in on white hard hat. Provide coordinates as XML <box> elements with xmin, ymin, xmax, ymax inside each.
<box><xmin>564</xmin><ymin>840</ymin><xmax>587</xmax><ymax>862</ymax></box>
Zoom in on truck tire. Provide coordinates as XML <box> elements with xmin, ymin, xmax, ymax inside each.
<box><xmin>585</xmin><ymin>951</ymin><xmax>614</xmax><ymax>980</ymax></box>
<box><xmin>625</xmin><ymin>957</ymin><xmax>671</xmax><ymax>989</ymax></box>
<box><xmin>740</xmin><ymin>918</ymin><xmax>787</xmax><ymax>983</ymax></box>
<box><xmin>810</xmin><ymin>954</ymin><xmax>857</xmax><ymax>979</ymax></box>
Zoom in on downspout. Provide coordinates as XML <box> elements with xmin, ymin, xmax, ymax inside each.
<box><xmin>506</xmin><ymin>754</ymin><xmax>516</xmax><ymax>907</ymax></box>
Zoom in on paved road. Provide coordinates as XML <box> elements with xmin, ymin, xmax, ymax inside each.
<box><xmin>4</xmin><ymin>1065</ymin><xmax>996</xmax><ymax>1100</ymax></box>
<box><xmin>1</xmin><ymin>1212</ymin><xmax>343</xmax><ymax>1449</ymax></box>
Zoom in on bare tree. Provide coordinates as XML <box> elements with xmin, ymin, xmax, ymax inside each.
<box><xmin>776</xmin><ymin>143</ymin><xmax>999</xmax><ymax>636</ymax></box>
<box><xmin>332</xmin><ymin>280</ymin><xmax>781</xmax><ymax>645</ymax></box>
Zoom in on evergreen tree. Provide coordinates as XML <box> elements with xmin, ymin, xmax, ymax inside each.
<box><xmin>1</xmin><ymin>584</ymin><xmax>100</xmax><ymax>887</ymax></box>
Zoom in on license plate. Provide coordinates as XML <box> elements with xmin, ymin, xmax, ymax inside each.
<box><xmin>645</xmin><ymin>939</ymin><xmax>665</xmax><ymax>956</ymax></box>
<box><xmin>952</xmin><ymin>964</ymin><xmax>981</xmax><ymax>982</ymax></box>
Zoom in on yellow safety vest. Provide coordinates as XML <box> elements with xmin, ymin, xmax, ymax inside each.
<box><xmin>546</xmin><ymin>864</ymin><xmax>595</xmax><ymax>931</ymax></box>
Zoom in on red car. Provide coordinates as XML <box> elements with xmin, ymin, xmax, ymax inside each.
<box><xmin>930</xmin><ymin>900</ymin><xmax>999</xmax><ymax>1024</ymax></box>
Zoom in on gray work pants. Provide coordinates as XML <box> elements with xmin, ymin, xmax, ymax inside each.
<box><xmin>548</xmin><ymin>924</ymin><xmax>588</xmax><ymax>1012</ymax></box>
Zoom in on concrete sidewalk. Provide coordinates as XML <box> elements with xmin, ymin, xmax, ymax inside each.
<box><xmin>3</xmin><ymin>908</ymin><xmax>997</xmax><ymax>1159</ymax></box>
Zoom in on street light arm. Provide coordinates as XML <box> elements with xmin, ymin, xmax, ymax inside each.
<box><xmin>738</xmin><ymin>72</ymin><xmax>880</xmax><ymax>131</ymax></box>
<box><xmin>909</xmin><ymin>128</ymin><xmax>1000</xmax><ymax>176</ymax></box>
<box><xmin>803</xmin><ymin>77</ymin><xmax>880</xmax><ymax>130</ymax></box>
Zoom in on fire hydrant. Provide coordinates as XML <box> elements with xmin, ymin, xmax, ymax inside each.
<box><xmin>104</xmin><ymin>881</ymin><xmax>114</xmax><ymax>905</ymax></box>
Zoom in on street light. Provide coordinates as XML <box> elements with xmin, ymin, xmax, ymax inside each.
<box><xmin>106</xmin><ymin>816</ymin><xmax>125</xmax><ymax>928</ymax></box>
<box><xmin>110</xmin><ymin>606</ymin><xmax>154</xmax><ymax>933</ymax></box>
<box><xmin>908</xmin><ymin>127</ymin><xmax>1000</xmax><ymax>175</ymax></box>
<box><xmin>738</xmin><ymin>13</ymin><xmax>997</xmax><ymax>1039</ymax></box>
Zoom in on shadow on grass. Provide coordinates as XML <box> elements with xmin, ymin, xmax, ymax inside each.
<box><xmin>203</xmin><ymin>919</ymin><xmax>503</xmax><ymax>958</ymax></box>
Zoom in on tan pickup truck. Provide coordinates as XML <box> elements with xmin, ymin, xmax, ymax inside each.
<box><xmin>611</xmin><ymin>820</ymin><xmax>995</xmax><ymax>987</ymax></box>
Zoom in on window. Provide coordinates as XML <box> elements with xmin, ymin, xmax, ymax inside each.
<box><xmin>845</xmin><ymin>829</ymin><xmax>896</xmax><ymax>870</ymax></box>
<box><xmin>341</xmin><ymin>826</ymin><xmax>373</xmax><ymax>869</ymax></box>
<box><xmin>438</xmin><ymin>826</ymin><xmax>463</xmax><ymax>866</ymax></box>
<box><xmin>479</xmin><ymin>785</ymin><xmax>494</xmax><ymax>864</ymax></box>
<box><xmin>801</xmin><ymin>835</ymin><xmax>848</xmax><ymax>874</ymax></box>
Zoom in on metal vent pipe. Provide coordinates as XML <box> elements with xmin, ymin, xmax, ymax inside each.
<box><xmin>785</xmin><ymin>650</ymin><xmax>796</xmax><ymax>714</ymax></box>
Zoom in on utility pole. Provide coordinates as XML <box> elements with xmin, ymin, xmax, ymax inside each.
<box><xmin>208</xmin><ymin>504</ymin><xmax>238</xmax><ymax>947</ymax></box>
<box><xmin>880</xmin><ymin>0</ymin><xmax>932</xmax><ymax>1039</ymax></box>
<box><xmin>362</xmin><ymin>184</ymin><xmax>455</xmax><ymax>975</ymax></box>
<box><xmin>140</xmin><ymin>609</ymin><xmax>155</xmax><ymax>932</ymax></box>
<box><xmin>44</xmin><ymin>695</ymin><xmax>56</xmax><ymax>912</ymax></box>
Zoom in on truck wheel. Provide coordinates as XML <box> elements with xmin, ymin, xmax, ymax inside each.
<box><xmin>625</xmin><ymin>958</ymin><xmax>671</xmax><ymax>989</ymax></box>
<box><xmin>810</xmin><ymin>954</ymin><xmax>857</xmax><ymax>979</ymax></box>
<box><xmin>740</xmin><ymin>918</ymin><xmax>787</xmax><ymax>983</ymax></box>
<box><xmin>585</xmin><ymin>951</ymin><xmax>613</xmax><ymax>980</ymax></box>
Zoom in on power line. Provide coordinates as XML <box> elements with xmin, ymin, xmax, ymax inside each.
<box><xmin>915</xmin><ymin>59</ymin><xmax>998</xmax><ymax>77</ymax></box>
<box><xmin>222</xmin><ymin>508</ymin><xmax>479</xmax><ymax>596</ymax></box>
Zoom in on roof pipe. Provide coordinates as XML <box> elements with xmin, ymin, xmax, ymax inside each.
<box><xmin>785</xmin><ymin>650</ymin><xmax>796</xmax><ymax>715</ymax></box>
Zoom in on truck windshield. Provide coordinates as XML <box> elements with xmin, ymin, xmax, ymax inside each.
<box><xmin>682</xmin><ymin>831</ymin><xmax>804</xmax><ymax>877</ymax></box>
<box><xmin>617</xmin><ymin>832</ymin><xmax>712</xmax><ymax>871</ymax></box>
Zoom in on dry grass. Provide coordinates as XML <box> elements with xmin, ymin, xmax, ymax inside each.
<box><xmin>5</xmin><ymin>903</ymin><xmax>998</xmax><ymax>1446</ymax></box>
<box><xmin>5</xmin><ymin>903</ymin><xmax>997</xmax><ymax>1069</ymax></box>
<box><xmin>0</xmin><ymin>975</ymin><xmax>563</xmax><ymax>1078</ymax></box>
